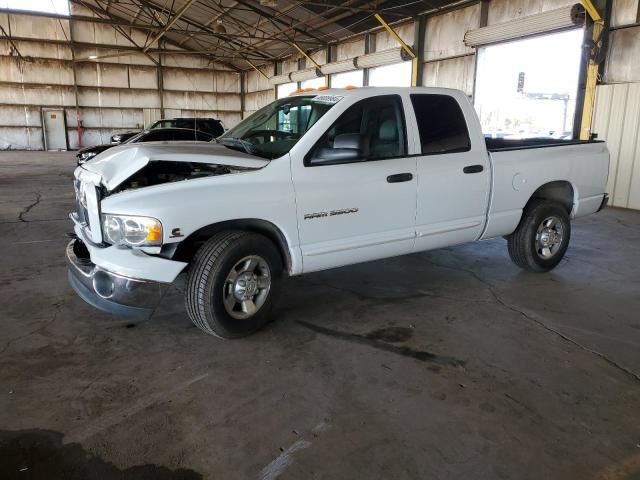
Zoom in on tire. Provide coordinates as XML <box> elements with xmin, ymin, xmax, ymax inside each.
<box><xmin>185</xmin><ymin>231</ymin><xmax>282</xmax><ymax>338</ymax></box>
<box><xmin>507</xmin><ymin>200</ymin><xmax>571</xmax><ymax>273</ymax></box>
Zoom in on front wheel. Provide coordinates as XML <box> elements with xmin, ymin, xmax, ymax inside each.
<box><xmin>185</xmin><ymin>231</ymin><xmax>282</xmax><ymax>338</ymax></box>
<box><xmin>507</xmin><ymin>200</ymin><xmax>571</xmax><ymax>272</ymax></box>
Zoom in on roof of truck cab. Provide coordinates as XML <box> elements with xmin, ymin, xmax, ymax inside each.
<box><xmin>288</xmin><ymin>86</ymin><xmax>469</xmax><ymax>100</ymax></box>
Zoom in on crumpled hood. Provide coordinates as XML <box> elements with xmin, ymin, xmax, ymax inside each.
<box><xmin>78</xmin><ymin>141</ymin><xmax>269</xmax><ymax>191</ymax></box>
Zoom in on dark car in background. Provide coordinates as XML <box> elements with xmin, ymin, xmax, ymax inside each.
<box><xmin>77</xmin><ymin>128</ymin><xmax>215</xmax><ymax>165</ymax></box>
<box><xmin>110</xmin><ymin>117</ymin><xmax>225</xmax><ymax>143</ymax></box>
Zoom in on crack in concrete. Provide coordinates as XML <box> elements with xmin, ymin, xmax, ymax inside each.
<box><xmin>0</xmin><ymin>300</ymin><xmax>63</xmax><ymax>356</ymax></box>
<box><xmin>18</xmin><ymin>192</ymin><xmax>42</xmax><ymax>222</ymax></box>
<box><xmin>419</xmin><ymin>256</ymin><xmax>640</xmax><ymax>384</ymax></box>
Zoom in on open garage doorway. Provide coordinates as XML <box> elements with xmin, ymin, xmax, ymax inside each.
<box><xmin>474</xmin><ymin>29</ymin><xmax>584</xmax><ymax>140</ymax></box>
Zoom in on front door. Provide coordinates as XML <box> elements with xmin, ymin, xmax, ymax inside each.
<box><xmin>42</xmin><ymin>109</ymin><xmax>67</xmax><ymax>151</ymax></box>
<box><xmin>292</xmin><ymin>94</ymin><xmax>417</xmax><ymax>273</ymax></box>
<box><xmin>409</xmin><ymin>93</ymin><xmax>491</xmax><ymax>252</ymax></box>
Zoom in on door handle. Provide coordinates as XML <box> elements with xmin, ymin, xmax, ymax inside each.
<box><xmin>387</xmin><ymin>173</ymin><xmax>413</xmax><ymax>183</ymax></box>
<box><xmin>463</xmin><ymin>165</ymin><xmax>484</xmax><ymax>174</ymax></box>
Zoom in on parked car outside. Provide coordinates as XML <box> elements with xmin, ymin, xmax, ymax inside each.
<box><xmin>110</xmin><ymin>118</ymin><xmax>225</xmax><ymax>143</ymax></box>
<box><xmin>77</xmin><ymin>128</ymin><xmax>214</xmax><ymax>165</ymax></box>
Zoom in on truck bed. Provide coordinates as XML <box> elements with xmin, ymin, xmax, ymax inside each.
<box><xmin>485</xmin><ymin>137</ymin><xmax>603</xmax><ymax>152</ymax></box>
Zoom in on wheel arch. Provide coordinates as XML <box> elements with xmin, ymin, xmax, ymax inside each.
<box><xmin>526</xmin><ymin>180</ymin><xmax>575</xmax><ymax>214</ymax></box>
<box><xmin>172</xmin><ymin>219</ymin><xmax>292</xmax><ymax>272</ymax></box>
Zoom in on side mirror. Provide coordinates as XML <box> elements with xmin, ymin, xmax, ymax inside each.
<box><xmin>309</xmin><ymin>133</ymin><xmax>364</xmax><ymax>165</ymax></box>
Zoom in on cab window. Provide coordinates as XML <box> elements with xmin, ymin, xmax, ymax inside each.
<box><xmin>410</xmin><ymin>94</ymin><xmax>471</xmax><ymax>155</ymax></box>
<box><xmin>307</xmin><ymin>95</ymin><xmax>407</xmax><ymax>166</ymax></box>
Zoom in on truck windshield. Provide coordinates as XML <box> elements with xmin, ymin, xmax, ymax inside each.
<box><xmin>219</xmin><ymin>95</ymin><xmax>335</xmax><ymax>159</ymax></box>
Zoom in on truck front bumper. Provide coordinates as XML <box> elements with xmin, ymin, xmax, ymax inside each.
<box><xmin>66</xmin><ymin>239</ymin><xmax>168</xmax><ymax>318</ymax></box>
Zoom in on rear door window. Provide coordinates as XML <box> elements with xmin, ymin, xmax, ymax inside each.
<box><xmin>410</xmin><ymin>94</ymin><xmax>471</xmax><ymax>155</ymax></box>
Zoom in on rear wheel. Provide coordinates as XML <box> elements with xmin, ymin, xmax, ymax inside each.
<box><xmin>507</xmin><ymin>200</ymin><xmax>571</xmax><ymax>272</ymax></box>
<box><xmin>185</xmin><ymin>231</ymin><xmax>282</xmax><ymax>338</ymax></box>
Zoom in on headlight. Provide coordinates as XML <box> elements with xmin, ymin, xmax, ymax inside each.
<box><xmin>78</xmin><ymin>152</ymin><xmax>97</xmax><ymax>164</ymax></box>
<box><xmin>102</xmin><ymin>214</ymin><xmax>162</xmax><ymax>247</ymax></box>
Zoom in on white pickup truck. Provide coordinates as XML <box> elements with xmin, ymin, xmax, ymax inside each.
<box><xmin>67</xmin><ymin>87</ymin><xmax>609</xmax><ymax>338</ymax></box>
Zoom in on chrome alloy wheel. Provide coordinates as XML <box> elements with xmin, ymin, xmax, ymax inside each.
<box><xmin>535</xmin><ymin>216</ymin><xmax>564</xmax><ymax>259</ymax></box>
<box><xmin>222</xmin><ymin>255</ymin><xmax>271</xmax><ymax>320</ymax></box>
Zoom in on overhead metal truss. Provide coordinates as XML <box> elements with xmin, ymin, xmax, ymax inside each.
<box><xmin>1</xmin><ymin>0</ymin><xmax>469</xmax><ymax>71</ymax></box>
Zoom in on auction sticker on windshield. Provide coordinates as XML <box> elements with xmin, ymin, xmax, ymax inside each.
<box><xmin>312</xmin><ymin>95</ymin><xmax>344</xmax><ymax>105</ymax></box>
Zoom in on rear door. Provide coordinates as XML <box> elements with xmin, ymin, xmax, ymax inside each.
<box><xmin>291</xmin><ymin>94</ymin><xmax>418</xmax><ymax>273</ymax></box>
<box><xmin>410</xmin><ymin>93</ymin><xmax>491</xmax><ymax>251</ymax></box>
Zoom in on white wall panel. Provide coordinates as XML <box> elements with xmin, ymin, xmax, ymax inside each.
<box><xmin>0</xmin><ymin>127</ymin><xmax>43</xmax><ymax>150</ymax></box>
<box><xmin>423</xmin><ymin>55</ymin><xmax>475</xmax><ymax>95</ymax></box>
<box><xmin>605</xmin><ymin>28</ymin><xmax>640</xmax><ymax>83</ymax></box>
<box><xmin>281</xmin><ymin>57</ymin><xmax>298</xmax><ymax>74</ymax></box>
<box><xmin>592</xmin><ymin>83</ymin><xmax>640</xmax><ymax>209</ymax></box>
<box><xmin>0</xmin><ymin>40</ymin><xmax>72</xmax><ymax>60</ymax></box>
<box><xmin>215</xmin><ymin>71</ymin><xmax>241</xmax><ymax>93</ymax></box>
<box><xmin>71</xmin><ymin>108</ymin><xmax>144</xmax><ymax>129</ymax></box>
<box><xmin>162</xmin><ymin>55</ymin><xmax>231</xmax><ymax>70</ymax></box>
<box><xmin>76</xmin><ymin>63</ymin><xmax>129</xmax><ymax>88</ymax></box>
<box><xmin>0</xmin><ymin>106</ymin><xmax>42</xmax><ymax>126</ymax></box>
<box><xmin>246</xmin><ymin>66</ymin><xmax>272</xmax><ymax>93</ymax></box>
<box><xmin>162</xmin><ymin>91</ymin><xmax>241</xmax><ymax>111</ymax></box>
<box><xmin>310</xmin><ymin>49</ymin><xmax>327</xmax><ymax>66</ymax></box>
<box><xmin>0</xmin><ymin>57</ymin><xmax>74</xmax><ymax>85</ymax></box>
<box><xmin>0</xmin><ymin>85</ymin><xmax>75</xmax><ymax>106</ymax></box>
<box><xmin>375</xmin><ymin>22</ymin><xmax>414</xmax><ymax>52</ymax></box>
<box><xmin>487</xmin><ymin>0</ymin><xmax>578</xmax><ymax>25</ymax></box>
<box><xmin>163</xmin><ymin>68</ymin><xmax>214</xmax><ymax>92</ymax></box>
<box><xmin>72</xmin><ymin>21</ymin><xmax>153</xmax><ymax>49</ymax></box>
<box><xmin>0</xmin><ymin>13</ymin><xmax>69</xmax><ymax>41</ymax></box>
<box><xmin>337</xmin><ymin>38</ymin><xmax>365</xmax><ymax>60</ymax></box>
<box><xmin>74</xmin><ymin>48</ymin><xmax>157</xmax><ymax>66</ymax></box>
<box><xmin>612</xmin><ymin>0</ymin><xmax>639</xmax><ymax>27</ymax></box>
<box><xmin>78</xmin><ymin>88</ymin><xmax>160</xmax><ymax>108</ymax></box>
<box><xmin>425</xmin><ymin>4</ymin><xmax>480</xmax><ymax>61</ymax></box>
<box><xmin>216</xmin><ymin>111</ymin><xmax>242</xmax><ymax>128</ymax></box>
<box><xmin>245</xmin><ymin>90</ymin><xmax>274</xmax><ymax>111</ymax></box>
<box><xmin>129</xmin><ymin>66</ymin><xmax>158</xmax><ymax>89</ymax></box>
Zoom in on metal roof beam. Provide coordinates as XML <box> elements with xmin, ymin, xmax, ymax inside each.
<box><xmin>134</xmin><ymin>0</ymin><xmax>275</xmax><ymax>60</ymax></box>
<box><xmin>143</xmin><ymin>0</ymin><xmax>197</xmax><ymax>52</ymax></box>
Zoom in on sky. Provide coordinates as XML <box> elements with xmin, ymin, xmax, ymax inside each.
<box><xmin>474</xmin><ymin>29</ymin><xmax>585</xmax><ymax>136</ymax></box>
<box><xmin>1</xmin><ymin>0</ymin><xmax>69</xmax><ymax>15</ymax></box>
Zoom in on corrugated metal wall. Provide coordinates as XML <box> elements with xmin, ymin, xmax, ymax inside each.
<box><xmin>592</xmin><ymin>83</ymin><xmax>640</xmax><ymax>210</ymax></box>
<box><xmin>591</xmin><ymin>0</ymin><xmax>640</xmax><ymax>209</ymax></box>
<box><xmin>0</xmin><ymin>3</ymin><xmax>242</xmax><ymax>150</ymax></box>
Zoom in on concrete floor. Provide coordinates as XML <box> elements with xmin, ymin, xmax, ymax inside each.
<box><xmin>1</xmin><ymin>151</ymin><xmax>640</xmax><ymax>480</ymax></box>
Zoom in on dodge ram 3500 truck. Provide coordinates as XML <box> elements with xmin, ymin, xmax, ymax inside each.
<box><xmin>67</xmin><ymin>87</ymin><xmax>610</xmax><ymax>338</ymax></box>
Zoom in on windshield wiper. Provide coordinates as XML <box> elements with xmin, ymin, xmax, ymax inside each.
<box><xmin>219</xmin><ymin>137</ymin><xmax>255</xmax><ymax>155</ymax></box>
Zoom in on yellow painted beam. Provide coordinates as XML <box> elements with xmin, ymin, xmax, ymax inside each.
<box><xmin>579</xmin><ymin>0</ymin><xmax>604</xmax><ymax>139</ymax></box>
<box><xmin>373</xmin><ymin>13</ymin><xmax>416</xmax><ymax>59</ymax></box>
<box><xmin>245</xmin><ymin>59</ymin><xmax>269</xmax><ymax>80</ymax></box>
<box><xmin>374</xmin><ymin>13</ymin><xmax>418</xmax><ymax>86</ymax></box>
<box><xmin>579</xmin><ymin>20</ymin><xmax>604</xmax><ymax>140</ymax></box>
<box><xmin>581</xmin><ymin>0</ymin><xmax>602</xmax><ymax>21</ymax></box>
<box><xmin>292</xmin><ymin>43</ymin><xmax>321</xmax><ymax>69</ymax></box>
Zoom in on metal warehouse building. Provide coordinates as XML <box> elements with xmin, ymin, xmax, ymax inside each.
<box><xmin>1</xmin><ymin>1</ymin><xmax>640</xmax><ymax>479</ymax></box>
